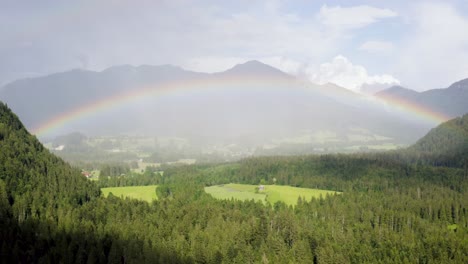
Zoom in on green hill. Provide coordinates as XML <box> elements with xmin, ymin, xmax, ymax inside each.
<box><xmin>0</xmin><ymin>102</ymin><xmax>100</xmax><ymax>207</ymax></box>
<box><xmin>407</xmin><ymin>113</ymin><xmax>468</xmax><ymax>167</ymax></box>
<box><xmin>0</xmin><ymin>102</ymin><xmax>102</xmax><ymax>262</ymax></box>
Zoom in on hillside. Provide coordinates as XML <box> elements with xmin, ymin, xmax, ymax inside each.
<box><xmin>407</xmin><ymin>113</ymin><xmax>468</xmax><ymax>167</ymax></box>
<box><xmin>0</xmin><ymin>102</ymin><xmax>99</xmax><ymax>202</ymax></box>
<box><xmin>0</xmin><ymin>102</ymin><xmax>102</xmax><ymax>262</ymax></box>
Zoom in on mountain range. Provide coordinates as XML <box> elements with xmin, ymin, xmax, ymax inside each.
<box><xmin>376</xmin><ymin>78</ymin><xmax>468</xmax><ymax>118</ymax></box>
<box><xmin>1</xmin><ymin>61</ymin><xmax>467</xmax><ymax>148</ymax></box>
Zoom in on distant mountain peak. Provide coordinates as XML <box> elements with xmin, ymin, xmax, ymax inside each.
<box><xmin>376</xmin><ymin>85</ymin><xmax>419</xmax><ymax>98</ymax></box>
<box><xmin>239</xmin><ymin>60</ymin><xmax>266</xmax><ymax>66</ymax></box>
<box><xmin>219</xmin><ymin>60</ymin><xmax>290</xmax><ymax>77</ymax></box>
<box><xmin>448</xmin><ymin>78</ymin><xmax>468</xmax><ymax>90</ymax></box>
<box><xmin>103</xmin><ymin>64</ymin><xmax>186</xmax><ymax>74</ymax></box>
<box><xmin>102</xmin><ymin>64</ymin><xmax>136</xmax><ymax>74</ymax></box>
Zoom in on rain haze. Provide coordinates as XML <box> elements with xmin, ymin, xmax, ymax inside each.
<box><xmin>1</xmin><ymin>0</ymin><xmax>468</xmax><ymax>160</ymax></box>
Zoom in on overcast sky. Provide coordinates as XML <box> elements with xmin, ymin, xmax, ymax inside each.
<box><xmin>1</xmin><ymin>0</ymin><xmax>468</xmax><ymax>91</ymax></box>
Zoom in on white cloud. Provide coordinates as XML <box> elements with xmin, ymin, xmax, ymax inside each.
<box><xmin>359</xmin><ymin>41</ymin><xmax>394</xmax><ymax>53</ymax></box>
<box><xmin>317</xmin><ymin>5</ymin><xmax>398</xmax><ymax>30</ymax></box>
<box><xmin>307</xmin><ymin>55</ymin><xmax>400</xmax><ymax>92</ymax></box>
<box><xmin>395</xmin><ymin>2</ymin><xmax>468</xmax><ymax>90</ymax></box>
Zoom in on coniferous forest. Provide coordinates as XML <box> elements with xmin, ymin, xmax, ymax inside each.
<box><xmin>1</xmin><ymin>101</ymin><xmax>468</xmax><ymax>263</ymax></box>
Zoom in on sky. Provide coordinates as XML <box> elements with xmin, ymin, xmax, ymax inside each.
<box><xmin>1</xmin><ymin>0</ymin><xmax>468</xmax><ymax>91</ymax></box>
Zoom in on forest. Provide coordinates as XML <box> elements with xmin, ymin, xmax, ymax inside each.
<box><xmin>1</xmin><ymin>101</ymin><xmax>468</xmax><ymax>263</ymax></box>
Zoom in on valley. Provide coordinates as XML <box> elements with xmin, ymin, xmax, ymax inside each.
<box><xmin>2</xmin><ymin>1</ymin><xmax>468</xmax><ymax>263</ymax></box>
<box><xmin>43</xmin><ymin>129</ymin><xmax>404</xmax><ymax>167</ymax></box>
<box><xmin>1</xmin><ymin>102</ymin><xmax>468</xmax><ymax>263</ymax></box>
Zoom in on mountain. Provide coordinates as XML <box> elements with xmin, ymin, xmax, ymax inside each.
<box><xmin>0</xmin><ymin>61</ymin><xmax>437</xmax><ymax>147</ymax></box>
<box><xmin>377</xmin><ymin>85</ymin><xmax>419</xmax><ymax>99</ymax></box>
<box><xmin>0</xmin><ymin>101</ymin><xmax>99</xmax><ymax>203</ymax></box>
<box><xmin>0</xmin><ymin>101</ymin><xmax>102</xmax><ymax>261</ymax></box>
<box><xmin>376</xmin><ymin>78</ymin><xmax>468</xmax><ymax>118</ymax></box>
<box><xmin>215</xmin><ymin>60</ymin><xmax>291</xmax><ymax>78</ymax></box>
<box><xmin>0</xmin><ymin>65</ymin><xmax>207</xmax><ymax>130</ymax></box>
<box><xmin>360</xmin><ymin>82</ymin><xmax>395</xmax><ymax>95</ymax></box>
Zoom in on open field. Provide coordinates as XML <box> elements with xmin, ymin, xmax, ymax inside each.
<box><xmin>101</xmin><ymin>185</ymin><xmax>158</xmax><ymax>202</ymax></box>
<box><xmin>101</xmin><ymin>183</ymin><xmax>339</xmax><ymax>205</ymax></box>
<box><xmin>205</xmin><ymin>184</ymin><xmax>266</xmax><ymax>203</ymax></box>
<box><xmin>205</xmin><ymin>183</ymin><xmax>339</xmax><ymax>206</ymax></box>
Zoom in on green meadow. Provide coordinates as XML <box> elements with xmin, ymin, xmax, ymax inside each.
<box><xmin>101</xmin><ymin>183</ymin><xmax>339</xmax><ymax>205</ymax></box>
<box><xmin>205</xmin><ymin>183</ymin><xmax>339</xmax><ymax>206</ymax></box>
<box><xmin>204</xmin><ymin>184</ymin><xmax>266</xmax><ymax>203</ymax></box>
<box><xmin>101</xmin><ymin>185</ymin><xmax>158</xmax><ymax>203</ymax></box>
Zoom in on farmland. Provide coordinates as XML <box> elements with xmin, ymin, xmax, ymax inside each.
<box><xmin>101</xmin><ymin>183</ymin><xmax>339</xmax><ymax>206</ymax></box>
<box><xmin>205</xmin><ymin>183</ymin><xmax>339</xmax><ymax>206</ymax></box>
<box><xmin>101</xmin><ymin>185</ymin><xmax>158</xmax><ymax>202</ymax></box>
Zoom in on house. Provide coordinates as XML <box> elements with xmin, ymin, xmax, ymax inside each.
<box><xmin>258</xmin><ymin>185</ymin><xmax>265</xmax><ymax>191</ymax></box>
<box><xmin>81</xmin><ymin>171</ymin><xmax>91</xmax><ymax>178</ymax></box>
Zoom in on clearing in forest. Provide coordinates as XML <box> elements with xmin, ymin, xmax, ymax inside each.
<box><xmin>101</xmin><ymin>185</ymin><xmax>158</xmax><ymax>202</ymax></box>
<box><xmin>205</xmin><ymin>183</ymin><xmax>339</xmax><ymax>206</ymax></box>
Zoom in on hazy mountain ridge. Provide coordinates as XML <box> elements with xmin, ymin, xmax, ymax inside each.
<box><xmin>215</xmin><ymin>60</ymin><xmax>292</xmax><ymax>78</ymax></box>
<box><xmin>0</xmin><ymin>61</ymin><xmax>455</xmax><ymax>148</ymax></box>
<box><xmin>377</xmin><ymin>78</ymin><xmax>468</xmax><ymax>118</ymax></box>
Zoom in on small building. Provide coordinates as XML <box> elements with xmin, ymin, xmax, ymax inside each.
<box><xmin>258</xmin><ymin>185</ymin><xmax>265</xmax><ymax>191</ymax></box>
<box><xmin>81</xmin><ymin>171</ymin><xmax>91</xmax><ymax>178</ymax></box>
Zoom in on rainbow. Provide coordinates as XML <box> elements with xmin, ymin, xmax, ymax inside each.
<box><xmin>31</xmin><ymin>75</ymin><xmax>293</xmax><ymax>137</ymax></box>
<box><xmin>30</xmin><ymin>75</ymin><xmax>453</xmax><ymax>138</ymax></box>
<box><xmin>375</xmin><ymin>91</ymin><xmax>451</xmax><ymax>124</ymax></box>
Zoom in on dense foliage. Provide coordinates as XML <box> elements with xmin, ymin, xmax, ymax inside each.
<box><xmin>1</xmin><ymin>102</ymin><xmax>468</xmax><ymax>263</ymax></box>
<box><xmin>406</xmin><ymin>114</ymin><xmax>468</xmax><ymax>167</ymax></box>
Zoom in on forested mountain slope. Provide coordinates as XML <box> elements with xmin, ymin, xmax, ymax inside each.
<box><xmin>410</xmin><ymin>114</ymin><xmax>468</xmax><ymax>154</ymax></box>
<box><xmin>0</xmin><ymin>102</ymin><xmax>100</xmax><ymax>207</ymax></box>
<box><xmin>404</xmin><ymin>113</ymin><xmax>468</xmax><ymax>167</ymax></box>
<box><xmin>0</xmin><ymin>102</ymin><xmax>102</xmax><ymax>262</ymax></box>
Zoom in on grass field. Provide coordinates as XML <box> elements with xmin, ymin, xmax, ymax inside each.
<box><xmin>205</xmin><ymin>183</ymin><xmax>339</xmax><ymax>206</ymax></box>
<box><xmin>205</xmin><ymin>184</ymin><xmax>266</xmax><ymax>203</ymax></box>
<box><xmin>101</xmin><ymin>185</ymin><xmax>158</xmax><ymax>202</ymax></box>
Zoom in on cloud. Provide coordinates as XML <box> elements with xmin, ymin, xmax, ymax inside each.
<box><xmin>0</xmin><ymin>1</ymin><xmax>350</xmax><ymax>84</ymax></box>
<box><xmin>317</xmin><ymin>5</ymin><xmax>398</xmax><ymax>30</ymax></box>
<box><xmin>395</xmin><ymin>2</ymin><xmax>468</xmax><ymax>90</ymax></box>
<box><xmin>307</xmin><ymin>55</ymin><xmax>400</xmax><ymax>92</ymax></box>
<box><xmin>359</xmin><ymin>41</ymin><xmax>394</xmax><ymax>53</ymax></box>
